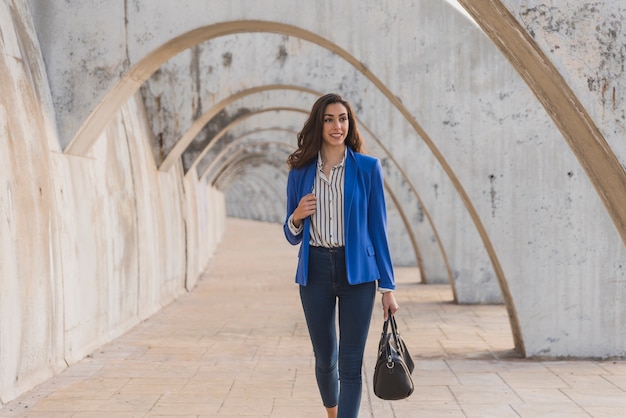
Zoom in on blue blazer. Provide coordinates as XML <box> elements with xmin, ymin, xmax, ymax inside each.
<box><xmin>283</xmin><ymin>148</ymin><xmax>395</xmax><ymax>290</ymax></box>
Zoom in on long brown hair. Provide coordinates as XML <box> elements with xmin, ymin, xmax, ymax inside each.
<box><xmin>287</xmin><ymin>93</ymin><xmax>364</xmax><ymax>169</ymax></box>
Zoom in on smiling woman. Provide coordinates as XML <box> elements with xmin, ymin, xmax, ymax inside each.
<box><xmin>321</xmin><ymin>103</ymin><xmax>350</xmax><ymax>157</ymax></box>
<box><xmin>283</xmin><ymin>93</ymin><xmax>399</xmax><ymax>418</ymax></box>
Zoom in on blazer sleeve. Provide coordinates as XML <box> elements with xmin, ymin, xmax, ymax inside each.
<box><xmin>283</xmin><ymin>169</ymin><xmax>303</xmax><ymax>245</ymax></box>
<box><xmin>368</xmin><ymin>159</ymin><xmax>396</xmax><ymax>290</ymax></box>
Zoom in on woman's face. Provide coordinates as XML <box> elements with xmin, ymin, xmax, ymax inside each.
<box><xmin>321</xmin><ymin>102</ymin><xmax>349</xmax><ymax>149</ymax></box>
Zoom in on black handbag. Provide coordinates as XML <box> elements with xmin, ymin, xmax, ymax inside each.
<box><xmin>373</xmin><ymin>311</ymin><xmax>414</xmax><ymax>400</ymax></box>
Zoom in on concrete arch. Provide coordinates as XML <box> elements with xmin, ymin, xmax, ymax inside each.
<box><xmin>160</xmin><ymin>84</ymin><xmax>317</xmax><ymax>172</ymax></box>
<box><xmin>59</xmin><ymin>18</ymin><xmax>506</xmax><ymax>304</ymax></box>
<box><xmin>57</xmin><ymin>18</ymin><xmax>515</xmax><ymax>351</ymax></box>
<box><xmin>225</xmin><ymin>176</ymin><xmax>284</xmax><ymax>221</ymax></box>
<box><xmin>210</xmin><ymin>143</ymin><xmax>424</xmax><ymax>279</ymax></box>
<box><xmin>213</xmin><ymin>153</ymin><xmax>287</xmax><ymax>217</ymax></box>
<box><xmin>458</xmin><ymin>0</ymin><xmax>626</xmax><ymax>248</ymax></box>
<box><xmin>183</xmin><ymin>87</ymin><xmax>455</xmax><ymax>284</ymax></box>
<box><xmin>191</xmin><ymin>103</ymin><xmax>449</xmax><ymax>287</ymax></box>
<box><xmin>212</xmin><ymin>152</ymin><xmax>287</xmax><ymax>191</ymax></box>
<box><xmin>207</xmin><ymin>133</ymin><xmax>425</xmax><ymax>272</ymax></box>
<box><xmin>56</xmin><ymin>7</ymin><xmax>626</xmax><ymax>356</ymax></box>
<box><xmin>202</xmin><ymin>136</ymin><xmax>294</xmax><ymax>183</ymax></box>
<box><xmin>202</xmin><ymin>93</ymin><xmax>447</xmax><ymax>276</ymax></box>
<box><xmin>184</xmin><ymin>106</ymin><xmax>302</xmax><ymax>175</ymax></box>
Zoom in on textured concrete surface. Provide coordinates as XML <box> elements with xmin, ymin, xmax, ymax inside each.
<box><xmin>1</xmin><ymin>1</ymin><xmax>226</xmax><ymax>405</ymax></box>
<box><xmin>24</xmin><ymin>0</ymin><xmax>626</xmax><ymax>335</ymax></box>
<box><xmin>3</xmin><ymin>0</ymin><xmax>626</xmax><ymax>408</ymax></box>
<box><xmin>2</xmin><ymin>219</ymin><xmax>626</xmax><ymax>417</ymax></box>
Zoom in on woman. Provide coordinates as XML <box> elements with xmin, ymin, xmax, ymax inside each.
<box><xmin>283</xmin><ymin>93</ymin><xmax>399</xmax><ymax>418</ymax></box>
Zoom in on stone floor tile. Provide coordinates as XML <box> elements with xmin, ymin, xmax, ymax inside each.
<box><xmin>497</xmin><ymin>371</ymin><xmax>566</xmax><ymax>388</ymax></box>
<box><xmin>602</xmin><ymin>373</ymin><xmax>626</xmax><ymax>389</ymax></box>
<box><xmin>560</xmin><ymin>386</ymin><xmax>626</xmax><ymax>407</ymax></box>
<box><xmin>149</xmin><ymin>401</ymin><xmax>221</xmax><ymax>416</ymax></box>
<box><xmin>413</xmin><ymin>370</ymin><xmax>459</xmax><ymax>386</ymax></box>
<box><xmin>584</xmin><ymin>406</ymin><xmax>626</xmax><ymax>418</ymax></box>
<box><xmin>513</xmin><ymin>387</ymin><xmax>576</xmax><ymax>404</ymax></box>
<box><xmin>407</xmin><ymin>385</ymin><xmax>457</xmax><ymax>402</ymax></box>
<box><xmin>455</xmin><ymin>371</ymin><xmax>506</xmax><ymax>386</ymax></box>
<box><xmin>448</xmin><ymin>385</ymin><xmax>521</xmax><ymax>404</ymax></box>
<box><xmin>544</xmin><ymin>360</ymin><xmax>613</xmax><ymax>374</ymax></box>
<box><xmin>269</xmin><ymin>405</ymin><xmax>326</xmax><ymax>418</ymax></box>
<box><xmin>390</xmin><ymin>401</ymin><xmax>464</xmax><ymax>417</ymax></box>
<box><xmin>461</xmin><ymin>403</ymin><xmax>522</xmax><ymax>418</ymax></box>
<box><xmin>96</xmin><ymin>394</ymin><xmax>161</xmax><ymax>412</ymax></box>
<box><xmin>218</xmin><ymin>396</ymin><xmax>274</xmax><ymax>415</ymax></box>
<box><xmin>556</xmin><ymin>373</ymin><xmax>622</xmax><ymax>389</ymax></box>
<box><xmin>510</xmin><ymin>403</ymin><xmax>591</xmax><ymax>417</ymax></box>
<box><xmin>28</xmin><ymin>397</ymin><xmax>106</xmax><ymax>412</ymax></box>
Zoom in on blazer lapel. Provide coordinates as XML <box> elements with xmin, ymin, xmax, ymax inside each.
<box><xmin>344</xmin><ymin>149</ymin><xmax>357</xmax><ymax>222</ymax></box>
<box><xmin>302</xmin><ymin>160</ymin><xmax>317</xmax><ymax>233</ymax></box>
<box><xmin>302</xmin><ymin>160</ymin><xmax>316</xmax><ymax>195</ymax></box>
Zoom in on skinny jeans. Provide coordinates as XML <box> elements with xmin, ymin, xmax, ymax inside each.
<box><xmin>300</xmin><ymin>246</ymin><xmax>376</xmax><ymax>418</ymax></box>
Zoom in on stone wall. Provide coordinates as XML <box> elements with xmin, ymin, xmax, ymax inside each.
<box><xmin>0</xmin><ymin>0</ymin><xmax>225</xmax><ymax>404</ymax></box>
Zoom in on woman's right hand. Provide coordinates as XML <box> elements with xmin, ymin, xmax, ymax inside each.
<box><xmin>292</xmin><ymin>193</ymin><xmax>317</xmax><ymax>227</ymax></box>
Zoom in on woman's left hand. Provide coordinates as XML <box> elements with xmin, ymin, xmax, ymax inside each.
<box><xmin>381</xmin><ymin>292</ymin><xmax>399</xmax><ymax>320</ymax></box>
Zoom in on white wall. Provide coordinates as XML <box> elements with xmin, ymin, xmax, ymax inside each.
<box><xmin>0</xmin><ymin>0</ymin><xmax>225</xmax><ymax>404</ymax></box>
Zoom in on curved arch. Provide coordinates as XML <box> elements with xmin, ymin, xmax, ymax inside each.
<box><xmin>63</xmin><ymin>19</ymin><xmax>520</xmax><ymax>352</ymax></box>
<box><xmin>192</xmin><ymin>93</ymin><xmax>456</xmax><ymax>288</ymax></box>
<box><xmin>161</xmin><ymin>84</ymin><xmax>317</xmax><ymax>171</ymax></box>
<box><xmin>196</xmin><ymin>97</ymin><xmax>454</xmax><ymax>289</ymax></box>
<box><xmin>216</xmin><ymin>158</ymin><xmax>287</xmax><ymax>194</ymax></box>
<box><xmin>202</xmin><ymin>136</ymin><xmax>294</xmax><ymax>183</ymax></box>
<box><xmin>214</xmin><ymin>154</ymin><xmax>287</xmax><ymax>208</ymax></box>
<box><xmin>356</xmin><ymin>114</ymin><xmax>455</xmax><ymax>289</ymax></box>
<box><xmin>225</xmin><ymin>176</ymin><xmax>283</xmax><ymax>222</ymax></box>
<box><xmin>210</xmin><ymin>140</ymin><xmax>425</xmax><ymax>281</ymax></box>
<box><xmin>185</xmin><ymin>106</ymin><xmax>306</xmax><ymax>175</ymax></box>
<box><xmin>215</xmin><ymin>154</ymin><xmax>287</xmax><ymax>198</ymax></box>
<box><xmin>458</xmin><ymin>0</ymin><xmax>626</xmax><ymax>252</ymax></box>
<box><xmin>383</xmin><ymin>181</ymin><xmax>426</xmax><ymax>284</ymax></box>
<box><xmin>199</xmin><ymin>120</ymin><xmax>431</xmax><ymax>284</ymax></box>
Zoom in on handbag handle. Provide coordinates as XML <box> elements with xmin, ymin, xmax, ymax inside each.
<box><xmin>384</xmin><ymin>309</ymin><xmax>403</xmax><ymax>352</ymax></box>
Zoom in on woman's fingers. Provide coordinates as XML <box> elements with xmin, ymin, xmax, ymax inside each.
<box><xmin>382</xmin><ymin>293</ymin><xmax>399</xmax><ymax>319</ymax></box>
<box><xmin>298</xmin><ymin>194</ymin><xmax>316</xmax><ymax>216</ymax></box>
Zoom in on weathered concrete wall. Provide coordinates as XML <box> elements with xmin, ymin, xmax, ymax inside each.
<box><xmin>22</xmin><ymin>0</ymin><xmax>626</xmax><ymax>358</ymax></box>
<box><xmin>492</xmin><ymin>0</ymin><xmax>626</xmax><ymax>357</ymax></box>
<box><xmin>503</xmin><ymin>0</ymin><xmax>625</xmax><ymax>160</ymax></box>
<box><xmin>0</xmin><ymin>0</ymin><xmax>225</xmax><ymax>404</ymax></box>
<box><xmin>0</xmin><ymin>2</ymin><xmax>621</xmax><ymax>406</ymax></box>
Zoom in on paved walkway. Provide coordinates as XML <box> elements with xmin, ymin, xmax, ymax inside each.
<box><xmin>2</xmin><ymin>218</ymin><xmax>626</xmax><ymax>417</ymax></box>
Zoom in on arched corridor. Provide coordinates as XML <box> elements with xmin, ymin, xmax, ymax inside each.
<box><xmin>2</xmin><ymin>0</ymin><xmax>626</xmax><ymax>410</ymax></box>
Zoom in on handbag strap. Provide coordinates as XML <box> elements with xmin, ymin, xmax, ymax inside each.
<box><xmin>381</xmin><ymin>310</ymin><xmax>390</xmax><ymax>335</ymax></box>
<box><xmin>387</xmin><ymin>310</ymin><xmax>403</xmax><ymax>352</ymax></box>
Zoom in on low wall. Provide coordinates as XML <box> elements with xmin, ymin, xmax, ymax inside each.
<box><xmin>0</xmin><ymin>1</ymin><xmax>225</xmax><ymax>404</ymax></box>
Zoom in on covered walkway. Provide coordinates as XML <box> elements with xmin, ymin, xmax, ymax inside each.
<box><xmin>2</xmin><ymin>219</ymin><xmax>625</xmax><ymax>417</ymax></box>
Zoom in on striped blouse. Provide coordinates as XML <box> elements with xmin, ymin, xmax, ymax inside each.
<box><xmin>288</xmin><ymin>150</ymin><xmax>345</xmax><ymax>248</ymax></box>
<box><xmin>309</xmin><ymin>151</ymin><xmax>345</xmax><ymax>248</ymax></box>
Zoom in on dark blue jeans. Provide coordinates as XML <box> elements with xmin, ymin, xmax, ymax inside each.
<box><xmin>300</xmin><ymin>246</ymin><xmax>376</xmax><ymax>418</ymax></box>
